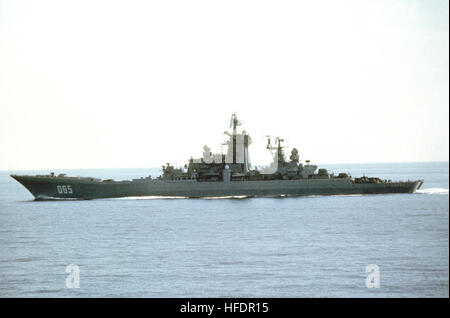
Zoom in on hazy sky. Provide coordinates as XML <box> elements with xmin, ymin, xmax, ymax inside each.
<box><xmin>0</xmin><ymin>0</ymin><xmax>448</xmax><ymax>170</ymax></box>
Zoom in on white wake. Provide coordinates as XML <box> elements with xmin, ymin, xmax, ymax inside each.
<box><xmin>416</xmin><ymin>188</ymin><xmax>449</xmax><ymax>195</ymax></box>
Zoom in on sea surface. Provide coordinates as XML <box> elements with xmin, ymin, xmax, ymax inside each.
<box><xmin>0</xmin><ymin>162</ymin><xmax>448</xmax><ymax>297</ymax></box>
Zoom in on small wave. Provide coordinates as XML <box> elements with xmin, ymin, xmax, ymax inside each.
<box><xmin>416</xmin><ymin>188</ymin><xmax>449</xmax><ymax>195</ymax></box>
<box><xmin>217</xmin><ymin>261</ymin><xmax>246</xmax><ymax>265</ymax></box>
<box><xmin>36</xmin><ymin>288</ymin><xmax>65</xmax><ymax>294</ymax></box>
<box><xmin>11</xmin><ymin>257</ymin><xmax>42</xmax><ymax>262</ymax></box>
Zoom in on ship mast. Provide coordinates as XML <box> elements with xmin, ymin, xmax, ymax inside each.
<box><xmin>266</xmin><ymin>136</ymin><xmax>287</xmax><ymax>167</ymax></box>
<box><xmin>230</xmin><ymin>112</ymin><xmax>240</xmax><ymax>135</ymax></box>
<box><xmin>225</xmin><ymin>113</ymin><xmax>250</xmax><ymax>173</ymax></box>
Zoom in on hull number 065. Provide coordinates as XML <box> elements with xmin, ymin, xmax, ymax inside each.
<box><xmin>57</xmin><ymin>185</ymin><xmax>73</xmax><ymax>194</ymax></box>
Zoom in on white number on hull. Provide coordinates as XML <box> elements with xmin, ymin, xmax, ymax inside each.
<box><xmin>57</xmin><ymin>185</ymin><xmax>73</xmax><ymax>194</ymax></box>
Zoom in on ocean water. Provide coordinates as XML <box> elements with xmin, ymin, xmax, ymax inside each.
<box><xmin>0</xmin><ymin>162</ymin><xmax>448</xmax><ymax>297</ymax></box>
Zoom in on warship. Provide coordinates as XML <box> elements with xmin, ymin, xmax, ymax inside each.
<box><xmin>11</xmin><ymin>114</ymin><xmax>423</xmax><ymax>200</ymax></box>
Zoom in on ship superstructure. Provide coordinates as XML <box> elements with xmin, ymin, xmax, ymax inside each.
<box><xmin>161</xmin><ymin>113</ymin><xmax>323</xmax><ymax>182</ymax></box>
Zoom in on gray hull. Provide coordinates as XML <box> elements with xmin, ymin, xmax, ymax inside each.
<box><xmin>11</xmin><ymin>175</ymin><xmax>424</xmax><ymax>200</ymax></box>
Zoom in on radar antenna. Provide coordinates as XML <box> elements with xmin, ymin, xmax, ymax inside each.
<box><xmin>229</xmin><ymin>112</ymin><xmax>242</xmax><ymax>135</ymax></box>
<box><xmin>266</xmin><ymin>136</ymin><xmax>287</xmax><ymax>152</ymax></box>
<box><xmin>264</xmin><ymin>135</ymin><xmax>273</xmax><ymax>151</ymax></box>
<box><xmin>265</xmin><ymin>136</ymin><xmax>287</xmax><ymax>164</ymax></box>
